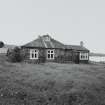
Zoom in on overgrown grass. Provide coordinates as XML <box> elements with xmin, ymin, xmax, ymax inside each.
<box><xmin>0</xmin><ymin>55</ymin><xmax>105</xmax><ymax>104</ymax></box>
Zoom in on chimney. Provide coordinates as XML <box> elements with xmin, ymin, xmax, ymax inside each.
<box><xmin>80</xmin><ymin>41</ymin><xmax>84</xmax><ymax>47</ymax></box>
<box><xmin>38</xmin><ymin>35</ymin><xmax>41</xmax><ymax>38</ymax></box>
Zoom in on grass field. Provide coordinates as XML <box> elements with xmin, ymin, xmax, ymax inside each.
<box><xmin>0</xmin><ymin>55</ymin><xmax>105</xmax><ymax>105</ymax></box>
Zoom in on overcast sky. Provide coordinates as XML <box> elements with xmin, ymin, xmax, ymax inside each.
<box><xmin>0</xmin><ymin>0</ymin><xmax>105</xmax><ymax>53</ymax></box>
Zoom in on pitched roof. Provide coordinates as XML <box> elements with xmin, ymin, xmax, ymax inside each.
<box><xmin>22</xmin><ymin>35</ymin><xmax>89</xmax><ymax>51</ymax></box>
<box><xmin>65</xmin><ymin>45</ymin><xmax>89</xmax><ymax>51</ymax></box>
<box><xmin>22</xmin><ymin>38</ymin><xmax>45</xmax><ymax>48</ymax></box>
<box><xmin>22</xmin><ymin>35</ymin><xmax>65</xmax><ymax>49</ymax></box>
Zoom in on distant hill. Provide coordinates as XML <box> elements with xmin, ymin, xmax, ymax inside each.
<box><xmin>89</xmin><ymin>52</ymin><xmax>105</xmax><ymax>57</ymax></box>
<box><xmin>0</xmin><ymin>44</ymin><xmax>17</xmax><ymax>54</ymax></box>
<box><xmin>4</xmin><ymin>44</ymin><xmax>17</xmax><ymax>49</ymax></box>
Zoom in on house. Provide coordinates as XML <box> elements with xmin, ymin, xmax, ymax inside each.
<box><xmin>21</xmin><ymin>35</ymin><xmax>89</xmax><ymax>64</ymax></box>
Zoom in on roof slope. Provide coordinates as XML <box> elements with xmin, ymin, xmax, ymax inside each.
<box><xmin>22</xmin><ymin>35</ymin><xmax>89</xmax><ymax>51</ymax></box>
<box><xmin>22</xmin><ymin>35</ymin><xmax>65</xmax><ymax>49</ymax></box>
<box><xmin>22</xmin><ymin>38</ymin><xmax>45</xmax><ymax>48</ymax></box>
<box><xmin>65</xmin><ymin>45</ymin><xmax>89</xmax><ymax>51</ymax></box>
<box><xmin>50</xmin><ymin>38</ymin><xmax>65</xmax><ymax>49</ymax></box>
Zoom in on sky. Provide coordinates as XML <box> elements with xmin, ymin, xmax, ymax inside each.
<box><xmin>0</xmin><ymin>0</ymin><xmax>105</xmax><ymax>53</ymax></box>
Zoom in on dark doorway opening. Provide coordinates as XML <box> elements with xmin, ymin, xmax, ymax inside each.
<box><xmin>74</xmin><ymin>52</ymin><xmax>80</xmax><ymax>64</ymax></box>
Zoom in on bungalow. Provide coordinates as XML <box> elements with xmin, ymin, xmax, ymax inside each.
<box><xmin>21</xmin><ymin>35</ymin><xmax>89</xmax><ymax>64</ymax></box>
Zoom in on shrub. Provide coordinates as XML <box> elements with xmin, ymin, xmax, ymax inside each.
<box><xmin>39</xmin><ymin>56</ymin><xmax>46</xmax><ymax>63</ymax></box>
<box><xmin>7</xmin><ymin>47</ymin><xmax>23</xmax><ymax>62</ymax></box>
<box><xmin>0</xmin><ymin>41</ymin><xmax>4</xmax><ymax>48</ymax></box>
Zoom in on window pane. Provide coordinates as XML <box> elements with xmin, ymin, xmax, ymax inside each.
<box><xmin>48</xmin><ymin>51</ymin><xmax>50</xmax><ymax>53</ymax></box>
<box><xmin>48</xmin><ymin>54</ymin><xmax>50</xmax><ymax>58</ymax></box>
<box><xmin>86</xmin><ymin>56</ymin><xmax>88</xmax><ymax>59</ymax></box>
<box><xmin>35</xmin><ymin>54</ymin><xmax>37</xmax><ymax>58</ymax></box>
<box><xmin>32</xmin><ymin>51</ymin><xmax>34</xmax><ymax>53</ymax></box>
<box><xmin>51</xmin><ymin>51</ymin><xmax>54</xmax><ymax>53</ymax></box>
<box><xmin>32</xmin><ymin>53</ymin><xmax>34</xmax><ymax>58</ymax></box>
<box><xmin>51</xmin><ymin>54</ymin><xmax>54</xmax><ymax>58</ymax></box>
<box><xmin>86</xmin><ymin>56</ymin><xmax>87</xmax><ymax>59</ymax></box>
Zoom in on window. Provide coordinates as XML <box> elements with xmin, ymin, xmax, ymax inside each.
<box><xmin>80</xmin><ymin>53</ymin><xmax>88</xmax><ymax>60</ymax></box>
<box><xmin>30</xmin><ymin>49</ymin><xmax>39</xmax><ymax>59</ymax></box>
<box><xmin>47</xmin><ymin>49</ymin><xmax>54</xmax><ymax>59</ymax></box>
<box><xmin>81</xmin><ymin>55</ymin><xmax>83</xmax><ymax>59</ymax></box>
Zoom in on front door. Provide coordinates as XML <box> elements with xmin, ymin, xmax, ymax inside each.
<box><xmin>75</xmin><ymin>52</ymin><xmax>80</xmax><ymax>64</ymax></box>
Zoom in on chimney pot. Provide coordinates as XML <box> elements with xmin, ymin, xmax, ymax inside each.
<box><xmin>80</xmin><ymin>41</ymin><xmax>84</xmax><ymax>47</ymax></box>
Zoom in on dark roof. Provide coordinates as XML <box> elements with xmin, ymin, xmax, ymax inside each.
<box><xmin>51</xmin><ymin>39</ymin><xmax>65</xmax><ymax>49</ymax></box>
<box><xmin>22</xmin><ymin>35</ymin><xmax>89</xmax><ymax>51</ymax></box>
<box><xmin>22</xmin><ymin>35</ymin><xmax>65</xmax><ymax>49</ymax></box>
<box><xmin>22</xmin><ymin>38</ymin><xmax>45</xmax><ymax>48</ymax></box>
<box><xmin>65</xmin><ymin>45</ymin><xmax>89</xmax><ymax>51</ymax></box>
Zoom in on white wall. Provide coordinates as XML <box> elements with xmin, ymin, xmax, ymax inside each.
<box><xmin>89</xmin><ymin>56</ymin><xmax>105</xmax><ymax>62</ymax></box>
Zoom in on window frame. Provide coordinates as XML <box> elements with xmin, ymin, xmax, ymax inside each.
<box><xmin>47</xmin><ymin>49</ymin><xmax>55</xmax><ymax>59</ymax></box>
<box><xmin>30</xmin><ymin>49</ymin><xmax>39</xmax><ymax>59</ymax></box>
<box><xmin>80</xmin><ymin>53</ymin><xmax>88</xmax><ymax>60</ymax></box>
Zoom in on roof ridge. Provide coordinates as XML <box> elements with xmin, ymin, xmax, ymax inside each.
<box><xmin>39</xmin><ymin>36</ymin><xmax>48</xmax><ymax>48</ymax></box>
<box><xmin>49</xmin><ymin>39</ymin><xmax>54</xmax><ymax>48</ymax></box>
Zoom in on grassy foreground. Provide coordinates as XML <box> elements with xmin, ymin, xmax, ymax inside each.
<box><xmin>0</xmin><ymin>56</ymin><xmax>105</xmax><ymax>105</ymax></box>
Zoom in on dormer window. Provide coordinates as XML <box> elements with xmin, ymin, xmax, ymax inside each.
<box><xmin>43</xmin><ymin>35</ymin><xmax>50</xmax><ymax>41</ymax></box>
